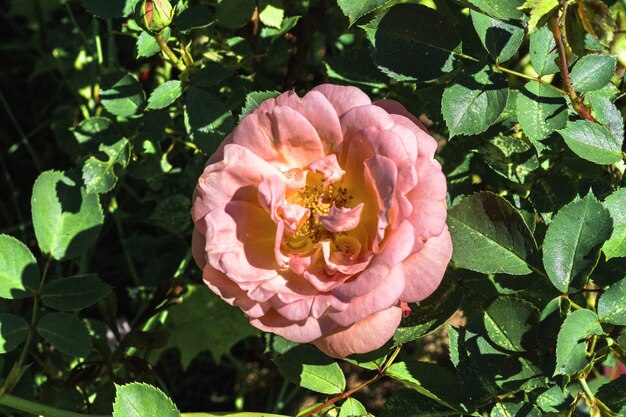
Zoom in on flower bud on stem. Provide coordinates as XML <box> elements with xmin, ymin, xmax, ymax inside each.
<box><xmin>135</xmin><ymin>0</ymin><xmax>187</xmax><ymax>72</ymax></box>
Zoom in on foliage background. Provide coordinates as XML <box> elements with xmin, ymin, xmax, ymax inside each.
<box><xmin>0</xmin><ymin>0</ymin><xmax>625</xmax><ymax>416</ymax></box>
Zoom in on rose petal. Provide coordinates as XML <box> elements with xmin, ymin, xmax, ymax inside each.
<box><xmin>191</xmin><ymin>228</ymin><xmax>207</xmax><ymax>269</ymax></box>
<box><xmin>332</xmin><ymin>220</ymin><xmax>415</xmax><ymax>299</ymax></box>
<box><xmin>308</xmin><ymin>154</ymin><xmax>345</xmax><ymax>185</ymax></box>
<box><xmin>407</xmin><ymin>158</ymin><xmax>448</xmax><ymax>240</ymax></box>
<box><xmin>264</xmin><ymin>105</ymin><xmax>326</xmax><ymax>168</ymax></box>
<box><xmin>313</xmin><ymin>306</ymin><xmax>402</xmax><ymax>358</ymax></box>
<box><xmin>389</xmin><ymin>114</ymin><xmax>438</xmax><ymax>160</ymax></box>
<box><xmin>316</xmin><ymin>203</ymin><xmax>364</xmax><ymax>233</ymax></box>
<box><xmin>400</xmin><ymin>227</ymin><xmax>452</xmax><ymax>302</ymax></box>
<box><xmin>364</xmin><ymin>155</ymin><xmax>398</xmax><ymax>252</ymax></box>
<box><xmin>203</xmin><ymin>263</ymin><xmax>270</xmax><ymax>319</ymax></box>
<box><xmin>277</xmin><ymin>90</ymin><xmax>345</xmax><ymax>152</ymax></box>
<box><xmin>340</xmin><ymin>105</ymin><xmax>394</xmax><ymax>140</ymax></box>
<box><xmin>193</xmin><ymin>144</ymin><xmax>285</xmax><ymax>223</ymax></box>
<box><xmin>312</xmin><ymin>84</ymin><xmax>371</xmax><ymax>116</ymax></box>
<box><xmin>250</xmin><ymin>310</ymin><xmax>336</xmax><ymax>343</ymax></box>
<box><xmin>374</xmin><ymin>99</ymin><xmax>429</xmax><ymax>132</ymax></box>
<box><xmin>204</xmin><ymin>201</ymin><xmax>281</xmax><ymax>282</ymax></box>
<box><xmin>327</xmin><ymin>259</ymin><xmax>406</xmax><ymax>327</ymax></box>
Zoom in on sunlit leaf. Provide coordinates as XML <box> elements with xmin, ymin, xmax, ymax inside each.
<box><xmin>0</xmin><ymin>234</ymin><xmax>39</xmax><ymax>299</ymax></box>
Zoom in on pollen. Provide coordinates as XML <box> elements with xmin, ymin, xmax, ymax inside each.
<box><xmin>284</xmin><ymin>179</ymin><xmax>353</xmax><ymax>252</ymax></box>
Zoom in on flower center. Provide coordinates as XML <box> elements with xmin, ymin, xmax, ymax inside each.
<box><xmin>285</xmin><ymin>179</ymin><xmax>353</xmax><ymax>252</ymax></box>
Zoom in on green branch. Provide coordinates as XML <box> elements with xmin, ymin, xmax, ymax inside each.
<box><xmin>0</xmin><ymin>393</ymin><xmax>109</xmax><ymax>417</ymax></box>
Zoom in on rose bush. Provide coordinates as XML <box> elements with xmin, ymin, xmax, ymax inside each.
<box><xmin>191</xmin><ymin>84</ymin><xmax>451</xmax><ymax>357</ymax></box>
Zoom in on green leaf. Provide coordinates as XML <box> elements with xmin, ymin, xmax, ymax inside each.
<box><xmin>380</xmin><ymin>389</ymin><xmax>462</xmax><ymax>417</ymax></box>
<box><xmin>516</xmin><ymin>81</ymin><xmax>568</xmax><ymax>144</ymax></box>
<box><xmin>339</xmin><ymin>398</ymin><xmax>367</xmax><ymax>417</ymax></box>
<box><xmin>570</xmin><ymin>54</ymin><xmax>617</xmax><ymax>92</ymax></box>
<box><xmin>275</xmin><ymin>344</ymin><xmax>346</xmax><ymax>395</ymax></box>
<box><xmin>529</xmin><ymin>25</ymin><xmax>559</xmax><ymax>75</ymax></box>
<box><xmin>262</xmin><ymin>15</ymin><xmax>301</xmax><ymax>40</ymax></box>
<box><xmin>543</xmin><ymin>193</ymin><xmax>613</xmax><ymax>292</ymax></box>
<box><xmin>393</xmin><ymin>272</ymin><xmax>463</xmax><ymax>345</ymax></box>
<box><xmin>0</xmin><ymin>234</ymin><xmax>39</xmax><ymax>299</ymax></box>
<box><xmin>259</xmin><ymin>0</ymin><xmax>284</xmax><ymax>28</ymax></box>
<box><xmin>602</xmin><ymin>188</ymin><xmax>626</xmax><ymax>259</ymax></box>
<box><xmin>0</xmin><ymin>313</ymin><xmax>29</xmax><ymax>354</ymax></box>
<box><xmin>449</xmin><ymin>326</ymin><xmax>541</xmax><ymax>403</ymax></box>
<box><xmin>337</xmin><ymin>0</ymin><xmax>389</xmax><ymax>26</ymax></box>
<box><xmin>471</xmin><ymin>10</ymin><xmax>524</xmax><ymax>63</ymax></box>
<box><xmin>325</xmin><ymin>46</ymin><xmax>387</xmax><ymax>88</ymax></box>
<box><xmin>161</xmin><ymin>285</ymin><xmax>257</xmax><ymax>367</ymax></box>
<box><xmin>184</xmin><ymin>87</ymin><xmax>234</xmax><ymax>154</ymax></box>
<box><xmin>240</xmin><ymin>91</ymin><xmax>280</xmax><ymax>121</ymax></box>
<box><xmin>554</xmin><ymin>309</ymin><xmax>603</xmax><ymax>375</ymax></box>
<box><xmin>100</xmin><ymin>71</ymin><xmax>146</xmax><ymax>117</ymax></box>
<box><xmin>81</xmin><ymin>0</ymin><xmax>137</xmax><ymax>19</ymax></box>
<box><xmin>595</xmin><ymin>375</ymin><xmax>626</xmax><ymax>416</ymax></box>
<box><xmin>491</xmin><ymin>401</ymin><xmax>541</xmax><ymax>417</ymax></box>
<box><xmin>468</xmin><ymin>0</ymin><xmax>524</xmax><ymax>22</ymax></box>
<box><xmin>483</xmin><ymin>297</ymin><xmax>539</xmax><ymax>352</ymax></box>
<box><xmin>32</xmin><ymin>171</ymin><xmax>104</xmax><ymax>261</ymax></box>
<box><xmin>530</xmin><ymin>172</ymin><xmax>577</xmax><ymax>216</ymax></box>
<box><xmin>190</xmin><ymin>63</ymin><xmax>233</xmax><ymax>88</ymax></box>
<box><xmin>536</xmin><ymin>385</ymin><xmax>571</xmax><ymax>413</ymax></box>
<box><xmin>579</xmin><ymin>0</ymin><xmax>616</xmax><ymax>47</ymax></box>
<box><xmin>447</xmin><ymin>192</ymin><xmax>537</xmax><ymax>275</ymax></box>
<box><xmin>479</xmin><ymin>134</ymin><xmax>540</xmax><ymax>183</ymax></box>
<box><xmin>442</xmin><ymin>65</ymin><xmax>509</xmax><ymax>136</ymax></box>
<box><xmin>371</xmin><ymin>4</ymin><xmax>462</xmax><ymax>82</ymax></box>
<box><xmin>386</xmin><ymin>361</ymin><xmax>468</xmax><ymax>412</ymax></box>
<box><xmin>520</xmin><ymin>0</ymin><xmax>559</xmax><ymax>33</ymax></box>
<box><xmin>71</xmin><ymin>117</ymin><xmax>118</xmax><ymax>147</ymax></box>
<box><xmin>149</xmin><ymin>194</ymin><xmax>191</xmax><ymax>234</ymax></box>
<box><xmin>136</xmin><ymin>29</ymin><xmax>170</xmax><ymax>58</ymax></box>
<box><xmin>173</xmin><ymin>5</ymin><xmax>214</xmax><ymax>33</ymax></box>
<box><xmin>180</xmin><ymin>414</ymin><xmax>288</xmax><ymax>417</ymax></box>
<box><xmin>558</xmin><ymin>119</ymin><xmax>623</xmax><ymax>164</ymax></box>
<box><xmin>597</xmin><ymin>277</ymin><xmax>626</xmax><ymax>325</ymax></box>
<box><xmin>215</xmin><ymin>0</ymin><xmax>255</xmax><ymax>29</ymax></box>
<box><xmin>41</xmin><ymin>274</ymin><xmax>111</xmax><ymax>311</ymax></box>
<box><xmin>113</xmin><ymin>383</ymin><xmax>180</xmax><ymax>417</ymax></box>
<box><xmin>589</xmin><ymin>94</ymin><xmax>625</xmax><ymax>148</ymax></box>
<box><xmin>37</xmin><ymin>312</ymin><xmax>92</xmax><ymax>357</ymax></box>
<box><xmin>147</xmin><ymin>80</ymin><xmax>183</xmax><ymax>110</ymax></box>
<box><xmin>83</xmin><ymin>138</ymin><xmax>130</xmax><ymax>194</ymax></box>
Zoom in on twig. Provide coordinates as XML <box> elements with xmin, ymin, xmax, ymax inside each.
<box><xmin>494</xmin><ymin>63</ymin><xmax>568</xmax><ymax>95</ymax></box>
<box><xmin>0</xmin><ymin>90</ymin><xmax>42</xmax><ymax>171</ymax></box>
<box><xmin>2</xmin><ymin>256</ymin><xmax>52</xmax><ymax>394</ymax></box>
<box><xmin>549</xmin><ymin>9</ymin><xmax>596</xmax><ymax>122</ymax></box>
<box><xmin>0</xmin><ymin>393</ymin><xmax>109</xmax><ymax>417</ymax></box>
<box><xmin>300</xmin><ymin>345</ymin><xmax>403</xmax><ymax>417</ymax></box>
<box><xmin>284</xmin><ymin>2</ymin><xmax>325</xmax><ymax>90</ymax></box>
<box><xmin>156</xmin><ymin>34</ymin><xmax>186</xmax><ymax>72</ymax></box>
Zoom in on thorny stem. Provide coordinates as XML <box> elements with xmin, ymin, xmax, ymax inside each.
<box><xmin>549</xmin><ymin>8</ymin><xmax>596</xmax><ymax>122</ymax></box>
<box><xmin>2</xmin><ymin>256</ymin><xmax>52</xmax><ymax>394</ymax></box>
<box><xmin>300</xmin><ymin>345</ymin><xmax>403</xmax><ymax>417</ymax></box>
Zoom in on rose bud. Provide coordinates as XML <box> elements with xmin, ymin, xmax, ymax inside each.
<box><xmin>191</xmin><ymin>84</ymin><xmax>452</xmax><ymax>358</ymax></box>
<box><xmin>135</xmin><ymin>0</ymin><xmax>174</xmax><ymax>35</ymax></box>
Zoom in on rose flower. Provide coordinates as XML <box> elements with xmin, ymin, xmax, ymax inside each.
<box><xmin>191</xmin><ymin>84</ymin><xmax>452</xmax><ymax>358</ymax></box>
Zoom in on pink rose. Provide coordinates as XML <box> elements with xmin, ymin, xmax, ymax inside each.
<box><xmin>191</xmin><ymin>84</ymin><xmax>452</xmax><ymax>358</ymax></box>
